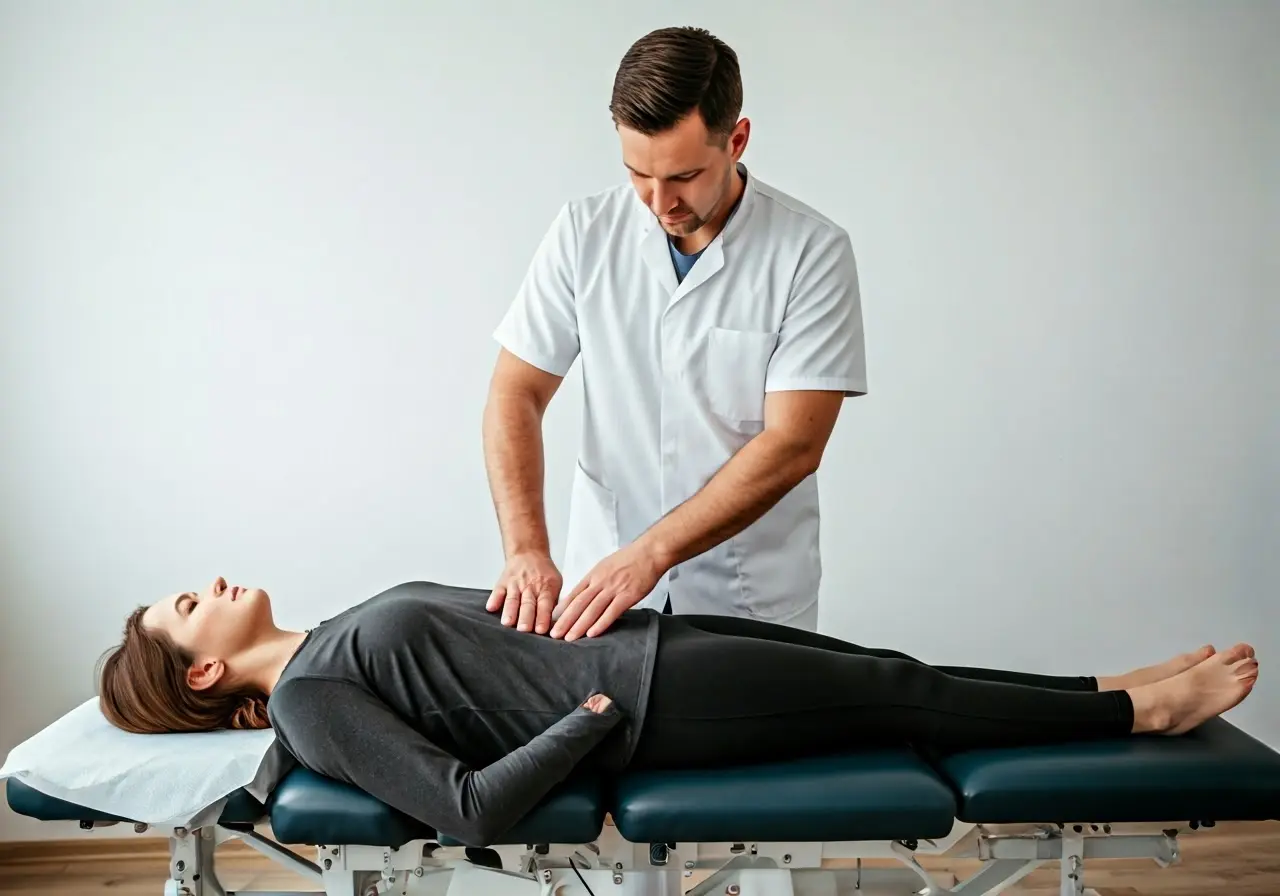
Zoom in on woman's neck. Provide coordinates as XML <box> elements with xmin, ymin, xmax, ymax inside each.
<box><xmin>240</xmin><ymin>629</ymin><xmax>310</xmax><ymax>696</ymax></box>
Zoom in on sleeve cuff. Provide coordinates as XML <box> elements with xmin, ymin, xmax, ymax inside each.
<box><xmin>765</xmin><ymin>376</ymin><xmax>867</xmax><ymax>396</ymax></box>
<box><xmin>493</xmin><ymin>329</ymin><xmax>577</xmax><ymax>378</ymax></box>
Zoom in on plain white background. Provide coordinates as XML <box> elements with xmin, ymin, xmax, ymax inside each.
<box><xmin>1</xmin><ymin>1</ymin><xmax>1275</xmax><ymax>841</ymax></box>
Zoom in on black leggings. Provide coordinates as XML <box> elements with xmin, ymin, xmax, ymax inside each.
<box><xmin>627</xmin><ymin>614</ymin><xmax>1135</xmax><ymax>770</ymax></box>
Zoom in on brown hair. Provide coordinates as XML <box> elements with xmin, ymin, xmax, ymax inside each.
<box><xmin>609</xmin><ymin>26</ymin><xmax>743</xmax><ymax>140</ymax></box>
<box><xmin>97</xmin><ymin>606</ymin><xmax>270</xmax><ymax>734</ymax></box>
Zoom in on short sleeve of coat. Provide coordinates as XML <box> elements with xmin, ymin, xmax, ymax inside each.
<box><xmin>765</xmin><ymin>227</ymin><xmax>867</xmax><ymax>396</ymax></box>
<box><xmin>492</xmin><ymin>203</ymin><xmax>581</xmax><ymax>377</ymax></box>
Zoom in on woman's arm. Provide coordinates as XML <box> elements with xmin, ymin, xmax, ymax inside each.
<box><xmin>269</xmin><ymin>677</ymin><xmax>622</xmax><ymax>847</ymax></box>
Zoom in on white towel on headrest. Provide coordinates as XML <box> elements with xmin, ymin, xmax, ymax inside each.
<box><xmin>0</xmin><ymin>697</ymin><xmax>292</xmax><ymax>828</ymax></box>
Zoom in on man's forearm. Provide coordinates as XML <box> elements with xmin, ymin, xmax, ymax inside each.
<box><xmin>482</xmin><ymin>391</ymin><xmax>551</xmax><ymax>558</ymax></box>
<box><xmin>636</xmin><ymin>429</ymin><xmax>821</xmax><ymax>570</ymax></box>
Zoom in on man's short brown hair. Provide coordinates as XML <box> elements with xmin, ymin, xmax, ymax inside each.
<box><xmin>609</xmin><ymin>26</ymin><xmax>743</xmax><ymax>141</ymax></box>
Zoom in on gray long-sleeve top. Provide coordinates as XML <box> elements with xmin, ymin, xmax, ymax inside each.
<box><xmin>265</xmin><ymin>580</ymin><xmax>660</xmax><ymax>847</ymax></box>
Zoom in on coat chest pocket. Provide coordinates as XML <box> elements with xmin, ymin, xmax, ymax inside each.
<box><xmin>703</xmin><ymin>327</ymin><xmax>779</xmax><ymax>424</ymax></box>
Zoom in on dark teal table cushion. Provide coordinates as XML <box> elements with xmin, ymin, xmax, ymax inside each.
<box><xmin>611</xmin><ymin>750</ymin><xmax>957</xmax><ymax>843</ymax></box>
<box><xmin>268</xmin><ymin>767</ymin><xmax>608</xmax><ymax>847</ymax></box>
<box><xmin>938</xmin><ymin>718</ymin><xmax>1280</xmax><ymax>823</ymax></box>
<box><xmin>5</xmin><ymin>777</ymin><xmax>265</xmax><ymax>825</ymax></box>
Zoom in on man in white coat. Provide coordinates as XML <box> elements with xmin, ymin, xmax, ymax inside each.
<box><xmin>482</xmin><ymin>26</ymin><xmax>867</xmax><ymax>639</ymax></box>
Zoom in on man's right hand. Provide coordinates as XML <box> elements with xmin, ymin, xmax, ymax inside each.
<box><xmin>487</xmin><ymin>552</ymin><xmax>563</xmax><ymax>634</ymax></box>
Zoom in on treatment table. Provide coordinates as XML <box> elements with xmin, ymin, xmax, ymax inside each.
<box><xmin>9</xmin><ymin>716</ymin><xmax>1280</xmax><ymax>896</ymax></box>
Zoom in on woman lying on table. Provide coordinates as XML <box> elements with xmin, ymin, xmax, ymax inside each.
<box><xmin>98</xmin><ymin>578</ymin><xmax>1258</xmax><ymax>847</ymax></box>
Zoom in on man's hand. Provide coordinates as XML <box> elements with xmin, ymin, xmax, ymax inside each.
<box><xmin>487</xmin><ymin>551</ymin><xmax>563</xmax><ymax>634</ymax></box>
<box><xmin>550</xmin><ymin>542</ymin><xmax>667</xmax><ymax>641</ymax></box>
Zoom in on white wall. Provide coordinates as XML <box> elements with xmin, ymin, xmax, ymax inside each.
<box><xmin>1</xmin><ymin>0</ymin><xmax>1275</xmax><ymax>842</ymax></box>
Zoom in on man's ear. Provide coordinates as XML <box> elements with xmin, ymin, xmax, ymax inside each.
<box><xmin>186</xmin><ymin>658</ymin><xmax>225</xmax><ymax>692</ymax></box>
<box><xmin>729</xmin><ymin>117</ymin><xmax>750</xmax><ymax>160</ymax></box>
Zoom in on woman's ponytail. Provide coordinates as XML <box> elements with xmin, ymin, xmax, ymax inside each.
<box><xmin>229</xmin><ymin>695</ymin><xmax>271</xmax><ymax>730</ymax></box>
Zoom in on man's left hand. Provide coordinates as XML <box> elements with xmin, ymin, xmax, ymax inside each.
<box><xmin>551</xmin><ymin>542</ymin><xmax>666</xmax><ymax>640</ymax></box>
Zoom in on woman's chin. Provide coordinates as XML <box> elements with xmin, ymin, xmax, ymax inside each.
<box><xmin>234</xmin><ymin>588</ymin><xmax>275</xmax><ymax>628</ymax></box>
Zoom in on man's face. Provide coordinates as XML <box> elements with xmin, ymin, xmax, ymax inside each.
<box><xmin>618</xmin><ymin>112</ymin><xmax>749</xmax><ymax>238</ymax></box>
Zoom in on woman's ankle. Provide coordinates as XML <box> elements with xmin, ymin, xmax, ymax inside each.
<box><xmin>1126</xmin><ymin>684</ymin><xmax>1171</xmax><ymax>734</ymax></box>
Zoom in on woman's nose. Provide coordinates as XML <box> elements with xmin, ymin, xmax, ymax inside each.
<box><xmin>212</xmin><ymin>576</ymin><xmax>227</xmax><ymax>595</ymax></box>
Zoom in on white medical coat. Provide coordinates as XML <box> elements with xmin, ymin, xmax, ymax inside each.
<box><xmin>494</xmin><ymin>165</ymin><xmax>866</xmax><ymax>625</ymax></box>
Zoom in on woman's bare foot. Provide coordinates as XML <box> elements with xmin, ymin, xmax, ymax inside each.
<box><xmin>1097</xmin><ymin>644</ymin><xmax>1217</xmax><ymax>691</ymax></box>
<box><xmin>1128</xmin><ymin>644</ymin><xmax>1259</xmax><ymax>735</ymax></box>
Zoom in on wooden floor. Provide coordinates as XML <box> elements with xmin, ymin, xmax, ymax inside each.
<box><xmin>0</xmin><ymin>821</ymin><xmax>1276</xmax><ymax>894</ymax></box>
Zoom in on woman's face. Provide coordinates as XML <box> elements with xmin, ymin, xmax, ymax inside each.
<box><xmin>142</xmin><ymin>576</ymin><xmax>275</xmax><ymax>682</ymax></box>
